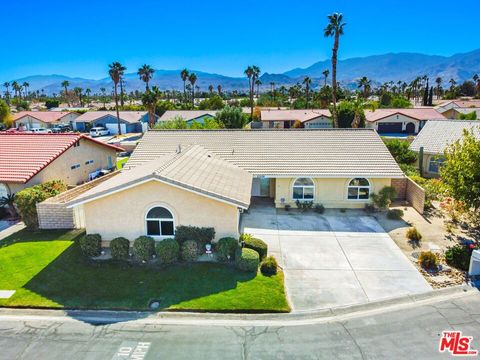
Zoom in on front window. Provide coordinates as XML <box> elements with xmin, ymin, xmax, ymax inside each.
<box><xmin>347</xmin><ymin>178</ymin><xmax>370</xmax><ymax>200</ymax></box>
<box><xmin>293</xmin><ymin>178</ymin><xmax>315</xmax><ymax>200</ymax></box>
<box><xmin>428</xmin><ymin>157</ymin><xmax>445</xmax><ymax>174</ymax></box>
<box><xmin>146</xmin><ymin>206</ymin><xmax>174</xmax><ymax>237</ymax></box>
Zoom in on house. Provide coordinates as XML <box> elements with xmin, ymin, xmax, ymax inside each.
<box><xmin>409</xmin><ymin>120</ymin><xmax>480</xmax><ymax>177</ymax></box>
<box><xmin>158</xmin><ymin>110</ymin><xmax>218</xmax><ymax>126</ymax></box>
<box><xmin>364</xmin><ymin>108</ymin><xmax>446</xmax><ymax>134</ymax></box>
<box><xmin>436</xmin><ymin>100</ymin><xmax>480</xmax><ymax>118</ymax></box>
<box><xmin>260</xmin><ymin>109</ymin><xmax>332</xmax><ymax>129</ymax></box>
<box><xmin>0</xmin><ymin>133</ymin><xmax>123</xmax><ymax>198</ymax></box>
<box><xmin>13</xmin><ymin>111</ymin><xmax>79</xmax><ymax>130</ymax></box>
<box><xmin>66</xmin><ymin>129</ymin><xmax>404</xmax><ymax>241</ymax></box>
<box><xmin>74</xmin><ymin>111</ymin><xmax>155</xmax><ymax>134</ymax></box>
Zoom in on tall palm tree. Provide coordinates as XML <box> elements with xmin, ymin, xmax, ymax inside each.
<box><xmin>322</xmin><ymin>69</ymin><xmax>329</xmax><ymax>87</ymax></box>
<box><xmin>3</xmin><ymin>82</ymin><xmax>10</xmax><ymax>104</ymax></box>
<box><xmin>11</xmin><ymin>81</ymin><xmax>19</xmax><ymax>98</ymax></box>
<box><xmin>324</xmin><ymin>12</ymin><xmax>346</xmax><ymax>128</ymax></box>
<box><xmin>303</xmin><ymin>76</ymin><xmax>312</xmax><ymax>108</ymax></box>
<box><xmin>180</xmin><ymin>69</ymin><xmax>189</xmax><ymax>103</ymax></box>
<box><xmin>108</xmin><ymin>61</ymin><xmax>127</xmax><ymax>135</ymax></box>
<box><xmin>142</xmin><ymin>86</ymin><xmax>161</xmax><ymax>127</ymax></box>
<box><xmin>138</xmin><ymin>64</ymin><xmax>155</xmax><ymax>91</ymax></box>
<box><xmin>73</xmin><ymin>87</ymin><xmax>83</xmax><ymax>106</ymax></box>
<box><xmin>449</xmin><ymin>78</ymin><xmax>456</xmax><ymax>91</ymax></box>
<box><xmin>357</xmin><ymin>76</ymin><xmax>371</xmax><ymax>99</ymax></box>
<box><xmin>22</xmin><ymin>82</ymin><xmax>29</xmax><ymax>98</ymax></box>
<box><xmin>435</xmin><ymin>77</ymin><xmax>442</xmax><ymax>99</ymax></box>
<box><xmin>270</xmin><ymin>82</ymin><xmax>276</xmax><ymax>101</ymax></box>
<box><xmin>217</xmin><ymin>84</ymin><xmax>222</xmax><ymax>96</ymax></box>
<box><xmin>85</xmin><ymin>88</ymin><xmax>91</xmax><ymax>105</ymax></box>
<box><xmin>208</xmin><ymin>84</ymin><xmax>214</xmax><ymax>96</ymax></box>
<box><xmin>255</xmin><ymin>79</ymin><xmax>262</xmax><ymax>98</ymax></box>
<box><xmin>473</xmin><ymin>74</ymin><xmax>479</xmax><ymax>96</ymax></box>
<box><xmin>61</xmin><ymin>80</ymin><xmax>70</xmax><ymax>106</ymax></box>
<box><xmin>188</xmin><ymin>73</ymin><xmax>197</xmax><ymax>107</ymax></box>
<box><xmin>100</xmin><ymin>87</ymin><xmax>107</xmax><ymax>108</ymax></box>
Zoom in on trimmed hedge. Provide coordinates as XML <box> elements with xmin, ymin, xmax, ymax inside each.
<box><xmin>260</xmin><ymin>256</ymin><xmax>278</xmax><ymax>276</ymax></box>
<box><xmin>242</xmin><ymin>235</ymin><xmax>268</xmax><ymax>260</ymax></box>
<box><xmin>181</xmin><ymin>240</ymin><xmax>198</xmax><ymax>262</ymax></box>
<box><xmin>175</xmin><ymin>225</ymin><xmax>215</xmax><ymax>251</ymax></box>
<box><xmin>110</xmin><ymin>237</ymin><xmax>130</xmax><ymax>260</ymax></box>
<box><xmin>79</xmin><ymin>234</ymin><xmax>101</xmax><ymax>257</ymax></box>
<box><xmin>236</xmin><ymin>248</ymin><xmax>260</xmax><ymax>272</ymax></box>
<box><xmin>155</xmin><ymin>238</ymin><xmax>180</xmax><ymax>265</ymax></box>
<box><xmin>133</xmin><ymin>236</ymin><xmax>155</xmax><ymax>261</ymax></box>
<box><xmin>215</xmin><ymin>237</ymin><xmax>239</xmax><ymax>262</ymax></box>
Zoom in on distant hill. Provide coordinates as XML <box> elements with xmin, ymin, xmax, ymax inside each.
<box><xmin>6</xmin><ymin>49</ymin><xmax>480</xmax><ymax>94</ymax></box>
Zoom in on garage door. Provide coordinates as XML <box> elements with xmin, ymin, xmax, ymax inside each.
<box><xmin>105</xmin><ymin>123</ymin><xmax>126</xmax><ymax>135</ymax></box>
<box><xmin>378</xmin><ymin>122</ymin><xmax>402</xmax><ymax>133</ymax></box>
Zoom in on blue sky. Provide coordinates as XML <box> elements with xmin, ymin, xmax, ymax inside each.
<box><xmin>1</xmin><ymin>0</ymin><xmax>479</xmax><ymax>81</ymax></box>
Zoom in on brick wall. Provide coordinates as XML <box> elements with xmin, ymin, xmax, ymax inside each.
<box><xmin>391</xmin><ymin>177</ymin><xmax>425</xmax><ymax>214</ymax></box>
<box><xmin>37</xmin><ymin>202</ymin><xmax>76</xmax><ymax>229</ymax></box>
<box><xmin>391</xmin><ymin>178</ymin><xmax>407</xmax><ymax>200</ymax></box>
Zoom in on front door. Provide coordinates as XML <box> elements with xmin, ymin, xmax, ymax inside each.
<box><xmin>252</xmin><ymin>178</ymin><xmax>271</xmax><ymax>197</ymax></box>
<box><xmin>405</xmin><ymin>122</ymin><xmax>416</xmax><ymax>134</ymax></box>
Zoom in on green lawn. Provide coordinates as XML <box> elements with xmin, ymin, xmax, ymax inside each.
<box><xmin>0</xmin><ymin>230</ymin><xmax>289</xmax><ymax>312</ymax></box>
<box><xmin>116</xmin><ymin>157</ymin><xmax>129</xmax><ymax>170</ymax></box>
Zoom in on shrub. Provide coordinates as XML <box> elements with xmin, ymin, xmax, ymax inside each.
<box><xmin>133</xmin><ymin>236</ymin><xmax>155</xmax><ymax>261</ymax></box>
<box><xmin>387</xmin><ymin>209</ymin><xmax>404</xmax><ymax>220</ymax></box>
<box><xmin>181</xmin><ymin>240</ymin><xmax>198</xmax><ymax>262</ymax></box>
<box><xmin>155</xmin><ymin>238</ymin><xmax>180</xmax><ymax>265</ymax></box>
<box><xmin>406</xmin><ymin>227</ymin><xmax>422</xmax><ymax>241</ymax></box>
<box><xmin>419</xmin><ymin>251</ymin><xmax>438</xmax><ymax>270</ymax></box>
<box><xmin>110</xmin><ymin>237</ymin><xmax>130</xmax><ymax>260</ymax></box>
<box><xmin>445</xmin><ymin>244</ymin><xmax>471</xmax><ymax>271</ymax></box>
<box><xmin>284</xmin><ymin>204</ymin><xmax>291</xmax><ymax>211</ymax></box>
<box><xmin>14</xmin><ymin>180</ymin><xmax>67</xmax><ymax>228</ymax></box>
<box><xmin>383</xmin><ymin>138</ymin><xmax>418</xmax><ymax>165</ymax></box>
<box><xmin>215</xmin><ymin>237</ymin><xmax>239</xmax><ymax>262</ymax></box>
<box><xmin>364</xmin><ymin>203</ymin><xmax>375</xmax><ymax>213</ymax></box>
<box><xmin>235</xmin><ymin>248</ymin><xmax>260</xmax><ymax>272</ymax></box>
<box><xmin>79</xmin><ymin>234</ymin><xmax>101</xmax><ymax>257</ymax></box>
<box><xmin>260</xmin><ymin>256</ymin><xmax>278</xmax><ymax>276</ymax></box>
<box><xmin>175</xmin><ymin>225</ymin><xmax>215</xmax><ymax>249</ymax></box>
<box><xmin>314</xmin><ymin>203</ymin><xmax>325</xmax><ymax>214</ymax></box>
<box><xmin>295</xmin><ymin>200</ymin><xmax>313</xmax><ymax>212</ymax></box>
<box><xmin>242</xmin><ymin>236</ymin><xmax>268</xmax><ymax>260</ymax></box>
<box><xmin>370</xmin><ymin>186</ymin><xmax>397</xmax><ymax>210</ymax></box>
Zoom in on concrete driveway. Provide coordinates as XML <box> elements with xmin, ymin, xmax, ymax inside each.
<box><xmin>241</xmin><ymin>201</ymin><xmax>432</xmax><ymax>312</ymax></box>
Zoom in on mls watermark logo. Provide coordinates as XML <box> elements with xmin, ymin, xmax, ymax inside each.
<box><xmin>439</xmin><ymin>331</ymin><xmax>478</xmax><ymax>356</ymax></box>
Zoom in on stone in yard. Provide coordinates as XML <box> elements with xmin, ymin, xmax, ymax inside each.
<box><xmin>0</xmin><ymin>290</ymin><xmax>15</xmax><ymax>299</ymax></box>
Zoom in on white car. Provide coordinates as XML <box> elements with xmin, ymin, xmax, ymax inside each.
<box><xmin>31</xmin><ymin>128</ymin><xmax>52</xmax><ymax>134</ymax></box>
<box><xmin>90</xmin><ymin>127</ymin><xmax>110</xmax><ymax>137</ymax></box>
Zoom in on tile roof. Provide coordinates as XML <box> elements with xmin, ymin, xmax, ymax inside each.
<box><xmin>75</xmin><ymin>111</ymin><xmax>148</xmax><ymax>124</ymax></box>
<box><xmin>0</xmin><ymin>133</ymin><xmax>123</xmax><ymax>184</ymax></box>
<box><xmin>126</xmin><ymin>129</ymin><xmax>404</xmax><ymax>178</ymax></box>
<box><xmin>68</xmin><ymin>145</ymin><xmax>252</xmax><ymax>209</ymax></box>
<box><xmin>409</xmin><ymin>120</ymin><xmax>480</xmax><ymax>155</ymax></box>
<box><xmin>364</xmin><ymin>108</ymin><xmax>446</xmax><ymax>122</ymax></box>
<box><xmin>260</xmin><ymin>109</ymin><xmax>331</xmax><ymax>122</ymax></box>
<box><xmin>13</xmin><ymin>111</ymin><xmax>71</xmax><ymax>123</ymax></box>
<box><xmin>158</xmin><ymin>110</ymin><xmax>218</xmax><ymax>122</ymax></box>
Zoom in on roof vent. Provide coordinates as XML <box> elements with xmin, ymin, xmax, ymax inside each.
<box><xmin>176</xmin><ymin>144</ymin><xmax>181</xmax><ymax>153</ymax></box>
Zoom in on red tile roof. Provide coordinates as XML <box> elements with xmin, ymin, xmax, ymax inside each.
<box><xmin>0</xmin><ymin>133</ymin><xmax>123</xmax><ymax>184</ymax></box>
<box><xmin>13</xmin><ymin>111</ymin><xmax>72</xmax><ymax>124</ymax></box>
<box><xmin>364</xmin><ymin>108</ymin><xmax>446</xmax><ymax>122</ymax></box>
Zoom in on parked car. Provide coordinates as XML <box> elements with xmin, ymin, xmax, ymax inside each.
<box><xmin>90</xmin><ymin>127</ymin><xmax>110</xmax><ymax>137</ymax></box>
<box><xmin>51</xmin><ymin>124</ymin><xmax>72</xmax><ymax>133</ymax></box>
<box><xmin>31</xmin><ymin>128</ymin><xmax>52</xmax><ymax>134</ymax></box>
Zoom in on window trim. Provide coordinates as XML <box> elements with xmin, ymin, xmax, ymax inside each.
<box><xmin>428</xmin><ymin>157</ymin><xmax>445</xmax><ymax>174</ymax></box>
<box><xmin>144</xmin><ymin>205</ymin><xmax>175</xmax><ymax>239</ymax></box>
<box><xmin>292</xmin><ymin>177</ymin><xmax>315</xmax><ymax>201</ymax></box>
<box><xmin>347</xmin><ymin>178</ymin><xmax>371</xmax><ymax>201</ymax></box>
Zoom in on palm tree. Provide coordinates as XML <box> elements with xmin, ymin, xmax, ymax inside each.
<box><xmin>208</xmin><ymin>84</ymin><xmax>214</xmax><ymax>96</ymax></box>
<box><xmin>100</xmin><ymin>87</ymin><xmax>107</xmax><ymax>108</ymax></box>
<box><xmin>255</xmin><ymin>79</ymin><xmax>262</xmax><ymax>98</ymax></box>
<box><xmin>73</xmin><ymin>87</ymin><xmax>83</xmax><ymax>106</ymax></box>
<box><xmin>138</xmin><ymin>64</ymin><xmax>155</xmax><ymax>91</ymax></box>
<box><xmin>303</xmin><ymin>76</ymin><xmax>312</xmax><ymax>108</ymax></box>
<box><xmin>351</xmin><ymin>99</ymin><xmax>376</xmax><ymax>128</ymax></box>
<box><xmin>61</xmin><ymin>80</ymin><xmax>70</xmax><ymax>106</ymax></box>
<box><xmin>435</xmin><ymin>77</ymin><xmax>442</xmax><ymax>99</ymax></box>
<box><xmin>108</xmin><ymin>61</ymin><xmax>127</xmax><ymax>135</ymax></box>
<box><xmin>180</xmin><ymin>69</ymin><xmax>189</xmax><ymax>103</ymax></box>
<box><xmin>217</xmin><ymin>84</ymin><xmax>222</xmax><ymax>96</ymax></box>
<box><xmin>473</xmin><ymin>74</ymin><xmax>479</xmax><ymax>96</ymax></box>
<box><xmin>322</xmin><ymin>69</ymin><xmax>329</xmax><ymax>87</ymax></box>
<box><xmin>270</xmin><ymin>82</ymin><xmax>276</xmax><ymax>101</ymax></box>
<box><xmin>357</xmin><ymin>76</ymin><xmax>371</xmax><ymax>99</ymax></box>
<box><xmin>11</xmin><ymin>81</ymin><xmax>19</xmax><ymax>98</ymax></box>
<box><xmin>324</xmin><ymin>12</ymin><xmax>346</xmax><ymax>128</ymax></box>
<box><xmin>142</xmin><ymin>86</ymin><xmax>161</xmax><ymax>127</ymax></box>
<box><xmin>188</xmin><ymin>73</ymin><xmax>197</xmax><ymax>107</ymax></box>
<box><xmin>22</xmin><ymin>82</ymin><xmax>29</xmax><ymax>98</ymax></box>
<box><xmin>449</xmin><ymin>78</ymin><xmax>456</xmax><ymax>91</ymax></box>
<box><xmin>3</xmin><ymin>82</ymin><xmax>10</xmax><ymax>104</ymax></box>
<box><xmin>85</xmin><ymin>88</ymin><xmax>91</xmax><ymax>105</ymax></box>
<box><xmin>244</xmin><ymin>65</ymin><xmax>261</xmax><ymax>120</ymax></box>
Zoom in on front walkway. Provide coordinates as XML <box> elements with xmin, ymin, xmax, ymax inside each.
<box><xmin>240</xmin><ymin>199</ymin><xmax>432</xmax><ymax>312</ymax></box>
<box><xmin>0</xmin><ymin>220</ymin><xmax>25</xmax><ymax>241</ymax></box>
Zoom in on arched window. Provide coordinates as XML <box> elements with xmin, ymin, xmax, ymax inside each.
<box><xmin>293</xmin><ymin>178</ymin><xmax>315</xmax><ymax>201</ymax></box>
<box><xmin>347</xmin><ymin>178</ymin><xmax>371</xmax><ymax>200</ymax></box>
<box><xmin>145</xmin><ymin>206</ymin><xmax>174</xmax><ymax>237</ymax></box>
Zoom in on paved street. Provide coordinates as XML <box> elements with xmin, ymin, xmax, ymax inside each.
<box><xmin>241</xmin><ymin>202</ymin><xmax>431</xmax><ymax>311</ymax></box>
<box><xmin>0</xmin><ymin>290</ymin><xmax>478</xmax><ymax>359</ymax></box>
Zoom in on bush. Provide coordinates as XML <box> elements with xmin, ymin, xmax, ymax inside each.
<box><xmin>181</xmin><ymin>240</ymin><xmax>198</xmax><ymax>262</ymax></box>
<box><xmin>155</xmin><ymin>238</ymin><xmax>180</xmax><ymax>265</ymax></box>
<box><xmin>175</xmin><ymin>225</ymin><xmax>215</xmax><ymax>250</ymax></box>
<box><xmin>364</xmin><ymin>203</ymin><xmax>375</xmax><ymax>213</ymax></box>
<box><xmin>79</xmin><ymin>234</ymin><xmax>101</xmax><ymax>257</ymax></box>
<box><xmin>370</xmin><ymin>186</ymin><xmax>397</xmax><ymax>210</ymax></box>
<box><xmin>445</xmin><ymin>244</ymin><xmax>471</xmax><ymax>271</ymax></box>
<box><xmin>383</xmin><ymin>138</ymin><xmax>418</xmax><ymax>165</ymax></box>
<box><xmin>295</xmin><ymin>200</ymin><xmax>313</xmax><ymax>212</ymax></box>
<box><xmin>133</xmin><ymin>236</ymin><xmax>155</xmax><ymax>261</ymax></box>
<box><xmin>242</xmin><ymin>236</ymin><xmax>268</xmax><ymax>260</ymax></box>
<box><xmin>215</xmin><ymin>237</ymin><xmax>239</xmax><ymax>262</ymax></box>
<box><xmin>110</xmin><ymin>237</ymin><xmax>130</xmax><ymax>260</ymax></box>
<box><xmin>387</xmin><ymin>209</ymin><xmax>404</xmax><ymax>220</ymax></box>
<box><xmin>14</xmin><ymin>180</ymin><xmax>67</xmax><ymax>228</ymax></box>
<box><xmin>419</xmin><ymin>251</ymin><xmax>438</xmax><ymax>270</ymax></box>
<box><xmin>260</xmin><ymin>256</ymin><xmax>278</xmax><ymax>276</ymax></box>
<box><xmin>406</xmin><ymin>227</ymin><xmax>422</xmax><ymax>241</ymax></box>
<box><xmin>314</xmin><ymin>203</ymin><xmax>325</xmax><ymax>214</ymax></box>
<box><xmin>235</xmin><ymin>248</ymin><xmax>260</xmax><ymax>272</ymax></box>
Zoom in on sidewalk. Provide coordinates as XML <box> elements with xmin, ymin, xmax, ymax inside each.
<box><xmin>0</xmin><ymin>220</ymin><xmax>25</xmax><ymax>241</ymax></box>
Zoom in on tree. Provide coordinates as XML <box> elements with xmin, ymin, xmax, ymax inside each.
<box><xmin>336</xmin><ymin>101</ymin><xmax>366</xmax><ymax>128</ymax></box>
<box><xmin>302</xmin><ymin>76</ymin><xmax>312</xmax><ymax>108</ymax></box>
<box><xmin>350</xmin><ymin>99</ymin><xmax>376</xmax><ymax>128</ymax></box>
<box><xmin>3</xmin><ymin>82</ymin><xmax>10</xmax><ymax>105</ymax></box>
<box><xmin>73</xmin><ymin>87</ymin><xmax>83</xmax><ymax>106</ymax></box>
<box><xmin>473</xmin><ymin>74</ymin><xmax>480</xmax><ymax>96</ymax></box>
<box><xmin>458</xmin><ymin>111</ymin><xmax>477</xmax><ymax>120</ymax></box>
<box><xmin>108</xmin><ymin>61</ymin><xmax>127</xmax><ymax>135</ymax></box>
<box><xmin>215</xmin><ymin>106</ymin><xmax>248</xmax><ymax>129</ymax></box>
<box><xmin>270</xmin><ymin>82</ymin><xmax>275</xmax><ymax>101</ymax></box>
<box><xmin>11</xmin><ymin>81</ymin><xmax>20</xmax><ymax>98</ymax></box>
<box><xmin>61</xmin><ymin>80</ymin><xmax>70</xmax><ymax>106</ymax></box>
<box><xmin>244</xmin><ymin>65</ymin><xmax>260</xmax><ymax>121</ymax></box>
<box><xmin>142</xmin><ymin>86</ymin><xmax>161</xmax><ymax>126</ymax></box>
<box><xmin>180</xmin><ymin>69</ymin><xmax>189</xmax><ymax>103</ymax></box>
<box><xmin>22</xmin><ymin>82</ymin><xmax>29</xmax><ymax>98</ymax></box>
<box><xmin>322</xmin><ymin>69</ymin><xmax>329</xmax><ymax>87</ymax></box>
<box><xmin>208</xmin><ymin>84</ymin><xmax>214</xmax><ymax>96</ymax></box>
<box><xmin>435</xmin><ymin>77</ymin><xmax>442</xmax><ymax>99</ymax></box>
<box><xmin>188</xmin><ymin>73</ymin><xmax>197</xmax><ymax>107</ymax></box>
<box><xmin>441</xmin><ymin>130</ymin><xmax>480</xmax><ymax>210</ymax></box>
<box><xmin>383</xmin><ymin>138</ymin><xmax>418</xmax><ymax>165</ymax></box>
<box><xmin>357</xmin><ymin>76</ymin><xmax>371</xmax><ymax>99</ymax></box>
<box><xmin>138</xmin><ymin>64</ymin><xmax>155</xmax><ymax>90</ymax></box>
<box><xmin>0</xmin><ymin>99</ymin><xmax>11</xmax><ymax>127</ymax></box>
<box><xmin>324</xmin><ymin>12</ymin><xmax>346</xmax><ymax>128</ymax></box>
<box><xmin>255</xmin><ymin>79</ymin><xmax>262</xmax><ymax>98</ymax></box>
<box><xmin>428</xmin><ymin>86</ymin><xmax>433</xmax><ymax>106</ymax></box>
<box><xmin>217</xmin><ymin>84</ymin><xmax>222</xmax><ymax>96</ymax></box>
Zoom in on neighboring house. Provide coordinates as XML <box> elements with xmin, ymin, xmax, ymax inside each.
<box><xmin>440</xmin><ymin>107</ymin><xmax>480</xmax><ymax>120</ymax></box>
<box><xmin>158</xmin><ymin>110</ymin><xmax>218</xmax><ymax>126</ymax></box>
<box><xmin>409</xmin><ymin>120</ymin><xmax>480</xmax><ymax>177</ymax></box>
<box><xmin>0</xmin><ymin>133</ymin><xmax>123</xmax><ymax>198</ymax></box>
<box><xmin>364</xmin><ymin>108</ymin><xmax>446</xmax><ymax>134</ymax></box>
<box><xmin>13</xmin><ymin>111</ymin><xmax>79</xmax><ymax>130</ymax></box>
<box><xmin>260</xmin><ymin>109</ymin><xmax>332</xmax><ymax>129</ymax></box>
<box><xmin>66</xmin><ymin>129</ymin><xmax>404</xmax><ymax>241</ymax></box>
<box><xmin>74</xmin><ymin>111</ymin><xmax>155</xmax><ymax>134</ymax></box>
<box><xmin>436</xmin><ymin>100</ymin><xmax>480</xmax><ymax>118</ymax></box>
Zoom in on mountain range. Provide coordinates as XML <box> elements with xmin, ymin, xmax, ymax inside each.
<box><xmin>7</xmin><ymin>49</ymin><xmax>480</xmax><ymax>95</ymax></box>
